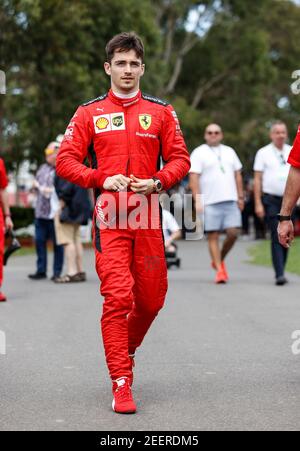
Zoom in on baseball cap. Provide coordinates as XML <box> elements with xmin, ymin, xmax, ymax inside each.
<box><xmin>44</xmin><ymin>141</ymin><xmax>60</xmax><ymax>156</ymax></box>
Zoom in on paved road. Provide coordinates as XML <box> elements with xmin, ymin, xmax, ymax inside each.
<box><xmin>1</xmin><ymin>240</ymin><xmax>300</xmax><ymax>431</ymax></box>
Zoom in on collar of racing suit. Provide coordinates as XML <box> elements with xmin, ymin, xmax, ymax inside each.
<box><xmin>108</xmin><ymin>89</ymin><xmax>141</xmax><ymax>108</ymax></box>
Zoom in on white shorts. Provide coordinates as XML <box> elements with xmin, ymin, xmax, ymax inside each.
<box><xmin>204</xmin><ymin>201</ymin><xmax>242</xmax><ymax>232</ymax></box>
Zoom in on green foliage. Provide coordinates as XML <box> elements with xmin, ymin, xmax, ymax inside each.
<box><xmin>171</xmin><ymin>96</ymin><xmax>205</xmax><ymax>152</ymax></box>
<box><xmin>1</xmin><ymin>0</ymin><xmax>161</xmax><ymax>170</ymax></box>
<box><xmin>1</xmin><ymin>0</ymin><xmax>300</xmax><ymax>177</ymax></box>
<box><xmin>248</xmin><ymin>238</ymin><xmax>300</xmax><ymax>276</ymax></box>
<box><xmin>10</xmin><ymin>206</ymin><xmax>34</xmax><ymax>229</ymax></box>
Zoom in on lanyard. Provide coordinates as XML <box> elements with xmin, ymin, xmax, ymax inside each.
<box><xmin>209</xmin><ymin>146</ymin><xmax>225</xmax><ymax>173</ymax></box>
<box><xmin>273</xmin><ymin>146</ymin><xmax>286</xmax><ymax>166</ymax></box>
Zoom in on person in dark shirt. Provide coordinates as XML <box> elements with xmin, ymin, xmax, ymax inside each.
<box><xmin>54</xmin><ymin>175</ymin><xmax>91</xmax><ymax>283</ymax></box>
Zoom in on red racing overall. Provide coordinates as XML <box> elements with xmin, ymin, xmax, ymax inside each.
<box><xmin>288</xmin><ymin>125</ymin><xmax>300</xmax><ymax>167</ymax></box>
<box><xmin>56</xmin><ymin>90</ymin><xmax>190</xmax><ymax>381</ymax></box>
<box><xmin>0</xmin><ymin>158</ymin><xmax>8</xmax><ymax>287</ymax></box>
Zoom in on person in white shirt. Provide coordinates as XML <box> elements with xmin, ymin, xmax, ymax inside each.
<box><xmin>162</xmin><ymin>209</ymin><xmax>181</xmax><ymax>253</ymax></box>
<box><xmin>254</xmin><ymin>121</ymin><xmax>292</xmax><ymax>286</ymax></box>
<box><xmin>189</xmin><ymin>124</ymin><xmax>244</xmax><ymax>284</ymax></box>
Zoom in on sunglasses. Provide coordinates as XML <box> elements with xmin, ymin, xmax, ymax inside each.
<box><xmin>207</xmin><ymin>131</ymin><xmax>221</xmax><ymax>135</ymax></box>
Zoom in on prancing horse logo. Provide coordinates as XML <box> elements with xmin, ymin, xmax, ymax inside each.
<box><xmin>139</xmin><ymin>114</ymin><xmax>152</xmax><ymax>131</ymax></box>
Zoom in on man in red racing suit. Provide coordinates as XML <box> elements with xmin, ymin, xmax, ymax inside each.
<box><xmin>56</xmin><ymin>32</ymin><xmax>190</xmax><ymax>414</ymax></box>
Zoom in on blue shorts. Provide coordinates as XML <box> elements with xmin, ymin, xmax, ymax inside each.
<box><xmin>204</xmin><ymin>201</ymin><xmax>242</xmax><ymax>232</ymax></box>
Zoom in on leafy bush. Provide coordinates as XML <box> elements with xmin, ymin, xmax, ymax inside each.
<box><xmin>11</xmin><ymin>207</ymin><xmax>35</xmax><ymax>230</ymax></box>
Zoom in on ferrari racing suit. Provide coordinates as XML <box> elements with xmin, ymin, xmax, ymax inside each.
<box><xmin>56</xmin><ymin>89</ymin><xmax>191</xmax><ymax>381</ymax></box>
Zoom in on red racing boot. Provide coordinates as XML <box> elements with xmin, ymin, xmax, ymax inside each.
<box><xmin>0</xmin><ymin>292</ymin><xmax>7</xmax><ymax>302</ymax></box>
<box><xmin>112</xmin><ymin>377</ymin><xmax>137</xmax><ymax>414</ymax></box>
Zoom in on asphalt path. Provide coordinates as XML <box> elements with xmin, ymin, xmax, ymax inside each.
<box><xmin>1</xmin><ymin>240</ymin><xmax>300</xmax><ymax>431</ymax></box>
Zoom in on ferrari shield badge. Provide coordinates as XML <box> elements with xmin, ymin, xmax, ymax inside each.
<box><xmin>139</xmin><ymin>114</ymin><xmax>152</xmax><ymax>131</ymax></box>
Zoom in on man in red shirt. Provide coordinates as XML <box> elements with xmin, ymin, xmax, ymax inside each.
<box><xmin>278</xmin><ymin>126</ymin><xmax>300</xmax><ymax>247</ymax></box>
<box><xmin>0</xmin><ymin>158</ymin><xmax>14</xmax><ymax>302</ymax></box>
<box><xmin>56</xmin><ymin>32</ymin><xmax>190</xmax><ymax>414</ymax></box>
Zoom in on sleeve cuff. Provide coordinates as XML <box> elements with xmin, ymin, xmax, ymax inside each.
<box><xmin>91</xmin><ymin>169</ymin><xmax>108</xmax><ymax>189</ymax></box>
<box><xmin>288</xmin><ymin>156</ymin><xmax>300</xmax><ymax>169</ymax></box>
<box><xmin>153</xmin><ymin>171</ymin><xmax>168</xmax><ymax>191</ymax></box>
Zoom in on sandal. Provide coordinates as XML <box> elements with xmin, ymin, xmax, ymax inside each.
<box><xmin>77</xmin><ymin>272</ymin><xmax>87</xmax><ymax>282</ymax></box>
<box><xmin>54</xmin><ymin>274</ymin><xmax>82</xmax><ymax>283</ymax></box>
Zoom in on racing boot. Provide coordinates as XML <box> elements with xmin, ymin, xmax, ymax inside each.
<box><xmin>112</xmin><ymin>377</ymin><xmax>137</xmax><ymax>414</ymax></box>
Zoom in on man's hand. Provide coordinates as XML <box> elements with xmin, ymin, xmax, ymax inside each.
<box><xmin>255</xmin><ymin>203</ymin><xmax>265</xmax><ymax>219</ymax></box>
<box><xmin>130</xmin><ymin>175</ymin><xmax>155</xmax><ymax>195</ymax></box>
<box><xmin>5</xmin><ymin>216</ymin><xmax>13</xmax><ymax>232</ymax></box>
<box><xmin>195</xmin><ymin>200</ymin><xmax>204</xmax><ymax>215</ymax></box>
<box><xmin>238</xmin><ymin>198</ymin><xmax>245</xmax><ymax>212</ymax></box>
<box><xmin>103</xmin><ymin>175</ymin><xmax>132</xmax><ymax>192</ymax></box>
<box><xmin>194</xmin><ymin>194</ymin><xmax>204</xmax><ymax>215</ymax></box>
<box><xmin>165</xmin><ymin>238</ymin><xmax>173</xmax><ymax>249</ymax></box>
<box><xmin>278</xmin><ymin>220</ymin><xmax>294</xmax><ymax>248</ymax></box>
<box><xmin>32</xmin><ymin>180</ymin><xmax>39</xmax><ymax>190</ymax></box>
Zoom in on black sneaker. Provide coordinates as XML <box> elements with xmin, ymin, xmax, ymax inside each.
<box><xmin>28</xmin><ymin>272</ymin><xmax>47</xmax><ymax>280</ymax></box>
<box><xmin>276</xmin><ymin>276</ymin><xmax>288</xmax><ymax>286</ymax></box>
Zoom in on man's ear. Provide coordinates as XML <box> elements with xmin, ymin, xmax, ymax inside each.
<box><xmin>104</xmin><ymin>62</ymin><xmax>111</xmax><ymax>76</ymax></box>
<box><xmin>141</xmin><ymin>64</ymin><xmax>145</xmax><ymax>77</ymax></box>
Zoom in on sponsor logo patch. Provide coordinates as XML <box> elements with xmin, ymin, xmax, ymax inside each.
<box><xmin>139</xmin><ymin>114</ymin><xmax>152</xmax><ymax>131</ymax></box>
<box><xmin>111</xmin><ymin>112</ymin><xmax>125</xmax><ymax>130</ymax></box>
<box><xmin>96</xmin><ymin>116</ymin><xmax>110</xmax><ymax>131</ymax></box>
<box><xmin>93</xmin><ymin>113</ymin><xmax>126</xmax><ymax>133</ymax></box>
<box><xmin>112</xmin><ymin>116</ymin><xmax>123</xmax><ymax>127</ymax></box>
<box><xmin>136</xmin><ymin>132</ymin><xmax>157</xmax><ymax>139</ymax></box>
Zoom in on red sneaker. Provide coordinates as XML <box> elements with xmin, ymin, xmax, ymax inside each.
<box><xmin>211</xmin><ymin>261</ymin><xmax>229</xmax><ymax>281</ymax></box>
<box><xmin>221</xmin><ymin>262</ymin><xmax>229</xmax><ymax>281</ymax></box>
<box><xmin>112</xmin><ymin>377</ymin><xmax>137</xmax><ymax>414</ymax></box>
<box><xmin>0</xmin><ymin>292</ymin><xmax>7</xmax><ymax>302</ymax></box>
<box><xmin>215</xmin><ymin>268</ymin><xmax>227</xmax><ymax>284</ymax></box>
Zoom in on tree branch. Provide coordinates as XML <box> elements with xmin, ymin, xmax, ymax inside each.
<box><xmin>191</xmin><ymin>67</ymin><xmax>236</xmax><ymax>109</ymax></box>
<box><xmin>164</xmin><ymin>5</ymin><xmax>209</xmax><ymax>94</ymax></box>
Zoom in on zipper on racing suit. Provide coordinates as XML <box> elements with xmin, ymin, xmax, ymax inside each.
<box><xmin>125</xmin><ymin>109</ymin><xmax>131</xmax><ymax>191</ymax></box>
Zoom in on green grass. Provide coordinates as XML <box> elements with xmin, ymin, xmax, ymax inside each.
<box><xmin>13</xmin><ymin>247</ymin><xmax>35</xmax><ymax>257</ymax></box>
<box><xmin>248</xmin><ymin>238</ymin><xmax>300</xmax><ymax>276</ymax></box>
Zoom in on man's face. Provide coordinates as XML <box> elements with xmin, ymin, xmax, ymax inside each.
<box><xmin>270</xmin><ymin>125</ymin><xmax>288</xmax><ymax>149</ymax></box>
<box><xmin>46</xmin><ymin>151</ymin><xmax>57</xmax><ymax>167</ymax></box>
<box><xmin>205</xmin><ymin>125</ymin><xmax>223</xmax><ymax>147</ymax></box>
<box><xmin>104</xmin><ymin>49</ymin><xmax>145</xmax><ymax>94</ymax></box>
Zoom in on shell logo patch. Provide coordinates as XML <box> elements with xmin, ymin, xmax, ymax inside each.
<box><xmin>93</xmin><ymin>113</ymin><xmax>126</xmax><ymax>134</ymax></box>
<box><xmin>96</xmin><ymin>117</ymin><xmax>109</xmax><ymax>130</ymax></box>
<box><xmin>93</xmin><ymin>115</ymin><xmax>111</xmax><ymax>133</ymax></box>
<box><xmin>139</xmin><ymin>114</ymin><xmax>152</xmax><ymax>131</ymax></box>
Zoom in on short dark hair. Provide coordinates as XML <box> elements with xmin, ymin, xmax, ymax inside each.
<box><xmin>106</xmin><ymin>32</ymin><xmax>144</xmax><ymax>63</ymax></box>
<box><xmin>270</xmin><ymin>120</ymin><xmax>287</xmax><ymax>131</ymax></box>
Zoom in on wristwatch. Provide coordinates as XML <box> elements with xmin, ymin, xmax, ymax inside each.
<box><xmin>152</xmin><ymin>177</ymin><xmax>163</xmax><ymax>193</ymax></box>
<box><xmin>277</xmin><ymin>214</ymin><xmax>292</xmax><ymax>222</ymax></box>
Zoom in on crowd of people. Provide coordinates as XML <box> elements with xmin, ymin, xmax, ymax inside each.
<box><xmin>189</xmin><ymin>120</ymin><xmax>294</xmax><ymax>286</ymax></box>
<box><xmin>1</xmin><ymin>31</ymin><xmax>300</xmax><ymax>415</ymax></box>
<box><xmin>27</xmin><ymin>137</ymin><xmax>92</xmax><ymax>284</ymax></box>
